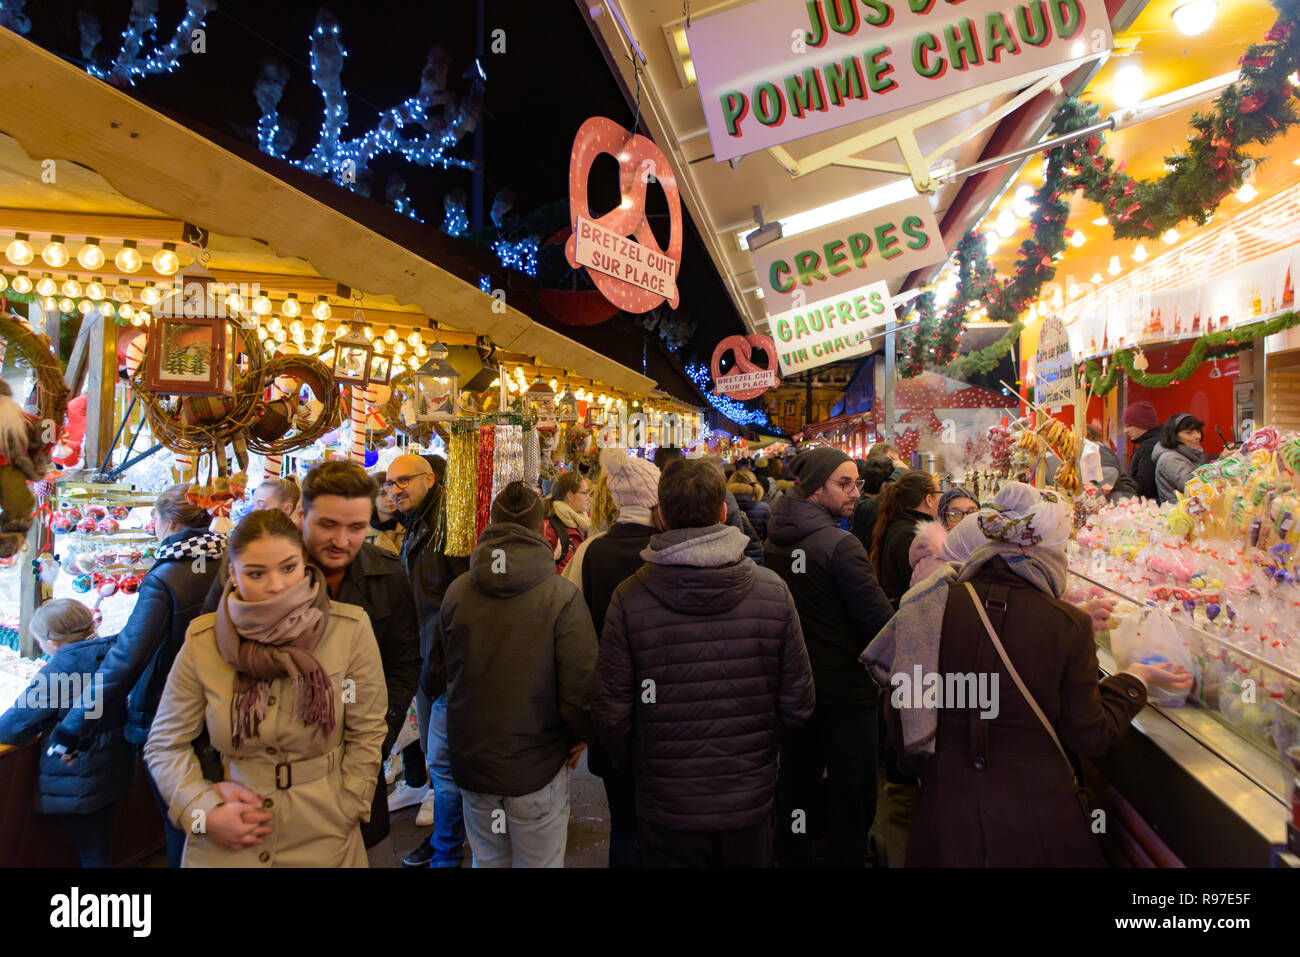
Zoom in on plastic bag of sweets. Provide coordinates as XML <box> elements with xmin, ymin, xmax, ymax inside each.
<box><xmin>1110</xmin><ymin>607</ymin><xmax>1198</xmax><ymax>707</ymax></box>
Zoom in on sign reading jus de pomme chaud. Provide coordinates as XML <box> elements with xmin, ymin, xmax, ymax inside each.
<box><xmin>685</xmin><ymin>0</ymin><xmax>1112</xmax><ymax>162</ymax></box>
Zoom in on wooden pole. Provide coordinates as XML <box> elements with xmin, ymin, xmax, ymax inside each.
<box><xmin>81</xmin><ymin>315</ymin><xmax>117</xmax><ymax>474</ymax></box>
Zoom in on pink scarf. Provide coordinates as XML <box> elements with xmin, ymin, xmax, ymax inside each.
<box><xmin>215</xmin><ymin>565</ymin><xmax>335</xmax><ymax>748</ymax></box>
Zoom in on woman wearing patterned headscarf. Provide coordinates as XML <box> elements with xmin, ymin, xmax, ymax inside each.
<box><xmin>862</xmin><ymin>482</ymin><xmax>1191</xmax><ymax>866</ymax></box>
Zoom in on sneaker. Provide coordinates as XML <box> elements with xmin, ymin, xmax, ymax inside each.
<box><xmin>414</xmin><ymin>790</ymin><xmax>436</xmax><ymax>827</ymax></box>
<box><xmin>388</xmin><ymin>782</ymin><xmax>430</xmax><ymax>812</ymax></box>
<box><xmin>401</xmin><ymin>840</ymin><xmax>435</xmax><ymax>868</ymax></box>
<box><xmin>384</xmin><ymin>752</ymin><xmax>404</xmax><ymax>786</ymax></box>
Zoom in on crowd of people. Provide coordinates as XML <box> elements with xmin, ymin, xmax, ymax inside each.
<box><xmin>0</xmin><ymin>405</ymin><xmax>1202</xmax><ymax>868</ymax></box>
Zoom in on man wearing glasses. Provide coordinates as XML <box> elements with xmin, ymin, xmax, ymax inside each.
<box><xmin>384</xmin><ymin>454</ymin><xmax>471</xmax><ymax>868</ymax></box>
<box><xmin>765</xmin><ymin>447</ymin><xmax>895</xmax><ymax>868</ymax></box>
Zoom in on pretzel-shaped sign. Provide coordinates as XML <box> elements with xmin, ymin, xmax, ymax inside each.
<box><xmin>566</xmin><ymin>116</ymin><xmax>683</xmax><ymax>314</ymax></box>
<box><xmin>711</xmin><ymin>334</ymin><xmax>780</xmax><ymax>400</ymax></box>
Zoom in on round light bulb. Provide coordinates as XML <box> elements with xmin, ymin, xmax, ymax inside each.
<box><xmin>42</xmin><ymin>295</ymin><xmax>57</xmax><ymax>311</ymax></box>
<box><xmin>407</xmin><ymin>330</ymin><xmax>422</xmax><ymax>348</ymax></box>
<box><xmin>76</xmin><ymin>239</ymin><xmax>105</xmax><ymax>270</ymax></box>
<box><xmin>58</xmin><ymin>297</ymin><xmax>74</xmax><ymax>313</ymax></box>
<box><xmin>267</xmin><ymin>316</ymin><xmax>283</xmax><ymax>334</ymax></box>
<box><xmin>274</xmin><ymin>329</ymin><xmax>287</xmax><ymax>343</ymax></box>
<box><xmin>98</xmin><ymin>301</ymin><xmax>114</xmax><ymax>317</ymax></box>
<box><xmin>312</xmin><ymin>296</ymin><xmax>331</xmax><ymax>321</ymax></box>
<box><xmin>114</xmin><ymin>240</ymin><xmax>142</xmax><ymax>273</ymax></box>
<box><xmin>312</xmin><ymin>322</ymin><xmax>326</xmax><ymax>339</ymax></box>
<box><xmin>372</xmin><ymin>339</ymin><xmax>385</xmax><ymax>354</ymax></box>
<box><xmin>335</xmin><ymin>322</ymin><xmax>350</xmax><ymax>337</ymax></box>
<box><xmin>41</xmin><ymin>236</ymin><xmax>69</xmax><ymax>267</ymax></box>
<box><xmin>362</xmin><ymin>325</ymin><xmax>374</xmax><ymax>341</ymax></box>
<box><xmin>1237</xmin><ymin>182</ymin><xmax>1258</xmax><ymax>202</ymax></box>
<box><xmin>394</xmin><ymin>341</ymin><xmax>407</xmax><ymax>355</ymax></box>
<box><xmin>252</xmin><ymin>294</ymin><xmax>272</xmax><ymax>315</ymax></box>
<box><xmin>391</xmin><ymin>357</ymin><xmax>405</xmax><ymax>373</ymax></box>
<box><xmin>289</xmin><ymin>319</ymin><xmax>304</xmax><ymax>338</ymax></box>
<box><xmin>414</xmin><ymin>343</ymin><xmax>427</xmax><ymax>358</ymax></box>
<box><xmin>36</xmin><ymin>274</ymin><xmax>57</xmax><ymax>297</ymax></box>
<box><xmin>112</xmin><ymin>280</ymin><xmax>132</xmax><ymax>302</ymax></box>
<box><xmin>257</xmin><ymin>326</ymin><xmax>269</xmax><ymax>341</ymax></box>
<box><xmin>131</xmin><ymin>313</ymin><xmax>145</xmax><ymax>327</ymax></box>
<box><xmin>152</xmin><ymin>243</ymin><xmax>180</xmax><ymax>276</ymax></box>
<box><xmin>282</xmin><ymin>294</ymin><xmax>301</xmax><ymax>318</ymax></box>
<box><xmin>5</xmin><ymin>233</ymin><xmax>34</xmax><ymax>266</ymax></box>
<box><xmin>225</xmin><ymin>289</ymin><xmax>244</xmax><ymax>312</ymax></box>
<box><xmin>1172</xmin><ymin>0</ymin><xmax>1217</xmax><ymax>36</ymax></box>
<box><xmin>62</xmin><ymin>278</ymin><xmax>82</xmax><ymax>298</ymax></box>
<box><xmin>0</xmin><ymin>274</ymin><xmax>6</xmax><ymax>292</ymax></box>
<box><xmin>137</xmin><ymin>310</ymin><xmax>150</xmax><ymax>324</ymax></box>
<box><xmin>1111</xmin><ymin>64</ymin><xmax>1146</xmax><ymax>109</ymax></box>
<box><xmin>85</xmin><ymin>279</ymin><xmax>106</xmax><ymax>301</ymax></box>
<box><xmin>384</xmin><ymin>325</ymin><xmax>398</xmax><ymax>345</ymax></box>
<box><xmin>78</xmin><ymin>299</ymin><xmax>93</xmax><ymax>314</ymax></box>
<box><xmin>119</xmin><ymin>303</ymin><xmax>134</xmax><ymax>319</ymax></box>
<box><xmin>995</xmin><ymin>209</ymin><xmax>1017</xmax><ymax>238</ymax></box>
<box><xmin>10</xmin><ymin>271</ymin><xmax>33</xmax><ymax>294</ymax></box>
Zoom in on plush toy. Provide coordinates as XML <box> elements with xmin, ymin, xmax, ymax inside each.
<box><xmin>0</xmin><ymin>379</ymin><xmax>54</xmax><ymax>558</ymax></box>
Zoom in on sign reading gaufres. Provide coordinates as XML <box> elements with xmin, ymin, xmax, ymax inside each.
<box><xmin>769</xmin><ymin>279</ymin><xmax>897</xmax><ymax>376</ymax></box>
<box><xmin>685</xmin><ymin>0</ymin><xmax>1112</xmax><ymax>162</ymax></box>
<box><xmin>752</xmin><ymin>196</ymin><xmax>944</xmax><ymax>313</ymax></box>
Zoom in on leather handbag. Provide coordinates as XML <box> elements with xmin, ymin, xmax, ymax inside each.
<box><xmin>964</xmin><ymin>582</ymin><xmax>1094</xmax><ymax>821</ymax></box>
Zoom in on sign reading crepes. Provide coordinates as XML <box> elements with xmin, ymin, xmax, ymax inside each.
<box><xmin>1034</xmin><ymin>314</ymin><xmax>1077</xmax><ymax>408</ymax></box>
<box><xmin>769</xmin><ymin>280</ymin><xmax>896</xmax><ymax>376</ymax></box>
<box><xmin>753</xmin><ymin>196</ymin><xmax>944</xmax><ymax>313</ymax></box>
<box><xmin>574</xmin><ymin>215</ymin><xmax>680</xmax><ymax>301</ymax></box>
<box><xmin>685</xmin><ymin>0</ymin><xmax>1112</xmax><ymax>162</ymax></box>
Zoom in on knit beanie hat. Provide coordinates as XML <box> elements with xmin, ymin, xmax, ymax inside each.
<box><xmin>788</xmin><ymin>447</ymin><xmax>851</xmax><ymax>497</ymax></box>
<box><xmin>490</xmin><ymin>481</ymin><xmax>546</xmax><ymax>531</ymax></box>
<box><xmin>599</xmin><ymin>448</ymin><xmax>660</xmax><ymax>518</ymax></box>
<box><xmin>1122</xmin><ymin>401</ymin><xmax>1159</xmax><ymax>431</ymax></box>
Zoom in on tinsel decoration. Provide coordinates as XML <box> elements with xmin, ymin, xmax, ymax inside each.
<box><xmin>899</xmin><ymin>0</ymin><xmax>1300</xmax><ymax>379</ymax></box>
<box><xmin>523</xmin><ymin>428</ymin><xmax>541</xmax><ymax>486</ymax></box>
<box><xmin>445</xmin><ymin>425</ymin><xmax>479</xmax><ymax>557</ymax></box>
<box><xmin>1080</xmin><ymin>310</ymin><xmax>1300</xmax><ymax>394</ymax></box>
<box><xmin>491</xmin><ymin>424</ymin><xmax>524</xmax><ymax>500</ymax></box>
<box><xmin>475</xmin><ymin>425</ymin><xmax>495</xmax><ymax>539</ymax></box>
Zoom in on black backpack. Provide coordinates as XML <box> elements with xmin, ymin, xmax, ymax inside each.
<box><xmin>548</xmin><ymin>514</ymin><xmax>576</xmax><ymax>564</ymax></box>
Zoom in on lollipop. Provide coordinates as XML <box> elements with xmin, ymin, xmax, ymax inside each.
<box><xmin>49</xmin><ymin>513</ymin><xmax>73</xmax><ymax>533</ymax></box>
<box><xmin>1219</xmin><ymin>454</ymin><xmax>1247</xmax><ymax>481</ymax></box>
<box><xmin>1168</xmin><ymin>506</ymin><xmax>1194</xmax><ymax>537</ymax></box>
<box><xmin>85</xmin><ymin>506</ymin><xmax>107</xmax><ymax>521</ymax></box>
<box><xmin>97</xmin><ymin>578</ymin><xmax>118</xmax><ymax>598</ymax></box>
<box><xmin>1248</xmin><ymin>448</ymin><xmax>1274</xmax><ymax>471</ymax></box>
<box><xmin>71</xmin><ymin>574</ymin><xmax>92</xmax><ymax>593</ymax></box>
<box><xmin>1244</xmin><ymin>425</ymin><xmax>1281</xmax><ymax>453</ymax></box>
<box><xmin>97</xmin><ymin>518</ymin><xmax>119</xmax><ymax>535</ymax></box>
<box><xmin>76</xmin><ymin>517</ymin><xmax>97</xmax><ymax>534</ymax></box>
<box><xmin>109</xmin><ymin>505</ymin><xmax>130</xmax><ymax>521</ymax></box>
<box><xmin>118</xmin><ymin>574</ymin><xmax>142</xmax><ymax>595</ymax></box>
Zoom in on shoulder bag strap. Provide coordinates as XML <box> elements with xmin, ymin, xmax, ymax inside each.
<box><xmin>962</xmin><ymin>581</ymin><xmax>1080</xmax><ymax>788</ymax></box>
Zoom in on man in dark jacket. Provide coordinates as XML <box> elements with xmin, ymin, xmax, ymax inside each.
<box><xmin>849</xmin><ymin>455</ymin><xmax>897</xmax><ymax>551</ymax></box>
<box><xmin>595</xmin><ymin>459</ymin><xmax>814</xmax><ymax>867</ymax></box>
<box><xmin>427</xmin><ymin>482</ymin><xmax>598</xmax><ymax>867</ymax></box>
<box><xmin>765</xmin><ymin>447</ymin><xmax>895</xmax><ymax>868</ymax></box>
<box><xmin>384</xmin><ymin>452</ymin><xmax>470</xmax><ymax>867</ymax></box>
<box><xmin>49</xmin><ymin>491</ymin><xmax>222</xmax><ymax>868</ymax></box>
<box><xmin>1121</xmin><ymin>401</ymin><xmax>1162</xmax><ymax>500</ymax></box>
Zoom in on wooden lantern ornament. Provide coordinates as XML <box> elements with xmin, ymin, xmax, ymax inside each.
<box><xmin>414</xmin><ymin>355</ymin><xmax>459</xmax><ymax>423</ymax></box>
<box><xmin>142</xmin><ymin>277</ymin><xmax>237</xmax><ymax>396</ymax></box>
<box><xmin>331</xmin><ymin>331</ymin><xmax>377</xmax><ymax>386</ymax></box>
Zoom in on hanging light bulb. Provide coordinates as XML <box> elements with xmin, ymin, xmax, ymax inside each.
<box><xmin>1237</xmin><ymin>182</ymin><xmax>1258</xmax><ymax>202</ymax></box>
<box><xmin>62</xmin><ymin>278</ymin><xmax>82</xmax><ymax>298</ymax></box>
<box><xmin>274</xmin><ymin>328</ymin><xmax>287</xmax><ymax>343</ymax></box>
<box><xmin>77</xmin><ymin>238</ymin><xmax>105</xmax><ymax>270</ymax></box>
<box><xmin>35</xmin><ymin>273</ymin><xmax>57</xmax><ymax>297</ymax></box>
<box><xmin>1111</xmin><ymin>64</ymin><xmax>1146</xmax><ymax>109</ymax></box>
<box><xmin>0</xmin><ymin>274</ymin><xmax>6</xmax><ymax>292</ymax></box>
<box><xmin>1132</xmin><ymin>243</ymin><xmax>1148</xmax><ymax>262</ymax></box>
<box><xmin>391</xmin><ymin>356</ymin><xmax>405</xmax><ymax>374</ymax></box>
<box><xmin>384</xmin><ymin>325</ymin><xmax>399</xmax><ymax>345</ymax></box>
<box><xmin>114</xmin><ymin>239</ymin><xmax>143</xmax><ymax>273</ymax></box>
<box><xmin>362</xmin><ymin>324</ymin><xmax>374</xmax><ymax>340</ymax></box>
<box><xmin>252</xmin><ymin>293</ymin><xmax>273</xmax><ymax>315</ymax></box>
<box><xmin>256</xmin><ymin>325</ymin><xmax>269</xmax><ymax>341</ymax></box>
<box><xmin>151</xmin><ymin>242</ymin><xmax>180</xmax><ymax>276</ymax></box>
<box><xmin>394</xmin><ymin>341</ymin><xmax>407</xmax><ymax>355</ymax></box>
<box><xmin>131</xmin><ymin>312</ymin><xmax>145</xmax><ymax>327</ymax></box>
<box><xmin>98</xmin><ymin>301</ymin><xmax>114</xmax><ymax>317</ymax></box>
<box><xmin>312</xmin><ymin>296</ymin><xmax>331</xmax><ymax>320</ymax></box>
<box><xmin>281</xmin><ymin>293</ymin><xmax>301</xmax><ymax>318</ymax></box>
<box><xmin>112</xmin><ymin>279</ymin><xmax>132</xmax><ymax>302</ymax></box>
<box><xmin>10</xmin><ymin>270</ymin><xmax>33</xmax><ymax>294</ymax></box>
<box><xmin>414</xmin><ymin>342</ymin><xmax>428</xmax><ymax>358</ymax></box>
<box><xmin>372</xmin><ymin>338</ymin><xmax>385</xmax><ymax>354</ymax></box>
<box><xmin>1172</xmin><ymin>0</ymin><xmax>1217</xmax><ymax>36</ymax></box>
<box><xmin>224</xmin><ymin>288</ymin><xmax>244</xmax><ymax>312</ymax></box>
<box><xmin>41</xmin><ymin>295</ymin><xmax>57</xmax><ymax>311</ymax></box>
<box><xmin>41</xmin><ymin>235</ymin><xmax>70</xmax><ymax>267</ymax></box>
<box><xmin>1069</xmin><ymin>231</ymin><xmax>1086</xmax><ymax>248</ymax></box>
<box><xmin>1107</xmin><ymin>256</ymin><xmax>1122</xmax><ymax>275</ymax></box>
<box><xmin>58</xmin><ymin>297</ymin><xmax>74</xmax><ymax>314</ymax></box>
<box><xmin>995</xmin><ymin>209</ymin><xmax>1017</xmax><ymax>238</ymax></box>
<box><xmin>1162</xmin><ymin>229</ymin><xmax>1180</xmax><ymax>244</ymax></box>
<box><xmin>267</xmin><ymin>316</ymin><xmax>283</xmax><ymax>334</ymax></box>
<box><xmin>140</xmin><ymin>282</ymin><xmax>161</xmax><ymax>305</ymax></box>
<box><xmin>119</xmin><ymin>303</ymin><xmax>134</xmax><ymax>320</ymax></box>
<box><xmin>77</xmin><ymin>299</ymin><xmax>93</xmax><ymax>315</ymax></box>
<box><xmin>85</xmin><ymin>278</ymin><xmax>106</xmax><ymax>301</ymax></box>
<box><xmin>5</xmin><ymin>233</ymin><xmax>34</xmax><ymax>266</ymax></box>
<box><xmin>335</xmin><ymin>321</ymin><xmax>350</xmax><ymax>337</ymax></box>
<box><xmin>407</xmin><ymin>330</ymin><xmax>422</xmax><ymax>348</ymax></box>
<box><xmin>289</xmin><ymin>319</ymin><xmax>304</xmax><ymax>338</ymax></box>
<box><xmin>312</xmin><ymin>321</ymin><xmax>326</xmax><ymax>339</ymax></box>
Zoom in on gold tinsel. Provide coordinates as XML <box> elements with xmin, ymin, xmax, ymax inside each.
<box><xmin>445</xmin><ymin>425</ymin><xmax>479</xmax><ymax>556</ymax></box>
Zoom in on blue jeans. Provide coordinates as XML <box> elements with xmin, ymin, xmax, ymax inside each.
<box><xmin>426</xmin><ymin>695</ymin><xmax>464</xmax><ymax>867</ymax></box>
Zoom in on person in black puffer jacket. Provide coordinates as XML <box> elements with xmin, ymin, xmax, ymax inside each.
<box><xmin>728</xmin><ymin>469</ymin><xmax>772</xmax><ymax>544</ymax></box>
<box><xmin>0</xmin><ymin>601</ymin><xmax>134</xmax><ymax>867</ymax></box>
<box><xmin>595</xmin><ymin>459</ymin><xmax>814</xmax><ymax>867</ymax></box>
<box><xmin>870</xmin><ymin>470</ymin><xmax>942</xmax><ymax>609</ymax></box>
<box><xmin>48</xmin><ymin>485</ymin><xmax>223</xmax><ymax>868</ymax></box>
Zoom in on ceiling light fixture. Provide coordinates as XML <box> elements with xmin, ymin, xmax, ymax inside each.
<box><xmin>1111</xmin><ymin>64</ymin><xmax>1146</xmax><ymax>109</ymax></box>
<box><xmin>1172</xmin><ymin>0</ymin><xmax>1217</xmax><ymax>36</ymax></box>
<box><xmin>734</xmin><ymin>179</ymin><xmax>919</xmax><ymax>250</ymax></box>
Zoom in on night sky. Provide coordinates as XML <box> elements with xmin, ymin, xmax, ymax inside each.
<box><xmin>16</xmin><ymin>0</ymin><xmax>748</xmax><ymax>368</ymax></box>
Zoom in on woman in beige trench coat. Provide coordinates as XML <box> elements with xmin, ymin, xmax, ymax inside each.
<box><xmin>145</xmin><ymin>509</ymin><xmax>387</xmax><ymax>867</ymax></box>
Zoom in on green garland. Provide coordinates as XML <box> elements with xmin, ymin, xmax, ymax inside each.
<box><xmin>898</xmin><ymin>0</ymin><xmax>1300</xmax><ymax>380</ymax></box>
<box><xmin>941</xmin><ymin>320</ymin><xmax>1025</xmax><ymax>380</ymax></box>
<box><xmin>1080</xmin><ymin>310</ymin><xmax>1300</xmax><ymax>394</ymax></box>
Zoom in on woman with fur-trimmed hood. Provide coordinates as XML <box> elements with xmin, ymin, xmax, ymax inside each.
<box><xmin>727</xmin><ymin>469</ymin><xmax>772</xmax><ymax>544</ymax></box>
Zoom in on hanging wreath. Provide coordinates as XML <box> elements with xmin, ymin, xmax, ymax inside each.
<box><xmin>0</xmin><ymin>309</ymin><xmax>69</xmax><ymax>428</ymax></box>
<box><xmin>244</xmin><ymin>353</ymin><xmax>342</xmax><ymax>455</ymax></box>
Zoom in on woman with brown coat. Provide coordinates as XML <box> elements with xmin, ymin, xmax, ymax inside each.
<box><xmin>145</xmin><ymin>509</ymin><xmax>387</xmax><ymax>867</ymax></box>
<box><xmin>863</xmin><ymin>483</ymin><xmax>1191</xmax><ymax>867</ymax></box>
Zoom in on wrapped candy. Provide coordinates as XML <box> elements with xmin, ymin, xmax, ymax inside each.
<box><xmin>97</xmin><ymin>518</ymin><xmax>119</xmax><ymax>535</ymax></box>
<box><xmin>94</xmin><ymin>550</ymin><xmax>115</xmax><ymax>569</ymax></box>
<box><xmin>1244</xmin><ymin>425</ymin><xmax>1282</xmax><ymax>453</ymax></box>
<box><xmin>76</xmin><ymin>517</ymin><xmax>97</xmax><ymax>534</ymax></box>
<box><xmin>109</xmin><ymin>505</ymin><xmax>130</xmax><ymax>521</ymax></box>
<box><xmin>118</xmin><ymin>574</ymin><xmax>142</xmax><ymax>595</ymax></box>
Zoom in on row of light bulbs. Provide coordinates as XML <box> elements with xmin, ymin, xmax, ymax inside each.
<box><xmin>3</xmin><ymin>234</ymin><xmax>182</xmax><ymax>276</ymax></box>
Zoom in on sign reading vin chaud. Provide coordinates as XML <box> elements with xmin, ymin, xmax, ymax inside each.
<box><xmin>752</xmin><ymin>196</ymin><xmax>944</xmax><ymax>313</ymax></box>
<box><xmin>685</xmin><ymin>0</ymin><xmax>1111</xmax><ymax>162</ymax></box>
<box><xmin>769</xmin><ymin>279</ymin><xmax>897</xmax><ymax>376</ymax></box>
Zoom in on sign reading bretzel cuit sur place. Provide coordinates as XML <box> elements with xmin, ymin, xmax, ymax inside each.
<box><xmin>752</xmin><ymin>196</ymin><xmax>945</xmax><ymax>314</ymax></box>
<box><xmin>768</xmin><ymin>278</ymin><xmax>897</xmax><ymax>376</ymax></box>
<box><xmin>684</xmin><ymin>0</ymin><xmax>1112</xmax><ymax>162</ymax></box>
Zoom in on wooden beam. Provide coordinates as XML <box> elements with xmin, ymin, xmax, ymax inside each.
<box><xmin>63</xmin><ymin>312</ymin><xmax>95</xmax><ymax>394</ymax></box>
<box><xmin>0</xmin><ymin>207</ymin><xmax>188</xmax><ymax>242</ymax></box>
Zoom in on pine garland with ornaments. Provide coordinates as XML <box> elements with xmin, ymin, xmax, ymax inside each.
<box><xmin>899</xmin><ymin>0</ymin><xmax>1300</xmax><ymax>379</ymax></box>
